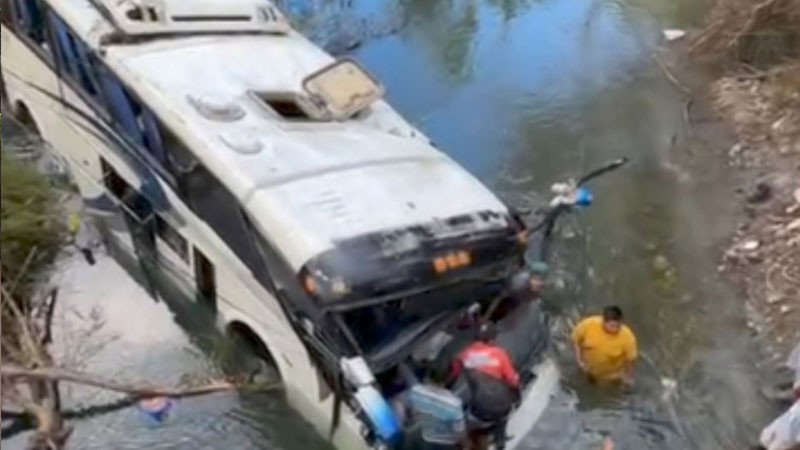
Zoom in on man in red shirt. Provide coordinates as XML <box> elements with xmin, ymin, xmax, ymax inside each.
<box><xmin>452</xmin><ymin>323</ymin><xmax>520</xmax><ymax>450</ymax></box>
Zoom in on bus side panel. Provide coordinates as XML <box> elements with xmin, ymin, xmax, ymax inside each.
<box><xmin>1</xmin><ymin>29</ymin><xmax>105</xmax><ymax>205</ymax></box>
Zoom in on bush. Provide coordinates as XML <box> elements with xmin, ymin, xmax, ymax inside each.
<box><xmin>1</xmin><ymin>150</ymin><xmax>67</xmax><ymax>295</ymax></box>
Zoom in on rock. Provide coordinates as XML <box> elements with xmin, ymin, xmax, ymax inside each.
<box><xmin>794</xmin><ymin>188</ymin><xmax>800</xmax><ymax>205</ymax></box>
<box><xmin>741</xmin><ymin>240</ymin><xmax>760</xmax><ymax>251</ymax></box>
<box><xmin>780</xmin><ymin>305</ymin><xmax>793</xmax><ymax>315</ymax></box>
<box><xmin>772</xmin><ymin>115</ymin><xmax>788</xmax><ymax>132</ymax></box>
<box><xmin>746</xmin><ymin>182</ymin><xmax>772</xmax><ymax>204</ymax></box>
<box><xmin>729</xmin><ymin>143</ymin><xmax>744</xmax><ymax>158</ymax></box>
<box><xmin>787</xmin><ymin>218</ymin><xmax>800</xmax><ymax>232</ymax></box>
<box><xmin>653</xmin><ymin>255</ymin><xmax>670</xmax><ymax>271</ymax></box>
<box><xmin>746</xmin><ymin>253</ymin><xmax>763</xmax><ymax>264</ymax></box>
<box><xmin>767</xmin><ymin>293</ymin><xmax>784</xmax><ymax>304</ymax></box>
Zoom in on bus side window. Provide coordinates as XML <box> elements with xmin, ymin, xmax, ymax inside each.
<box><xmin>73</xmin><ymin>39</ymin><xmax>102</xmax><ymax>99</ymax></box>
<box><xmin>48</xmin><ymin>12</ymin><xmax>103</xmax><ymax>101</ymax></box>
<box><xmin>96</xmin><ymin>68</ymin><xmax>167</xmax><ymax>166</ymax></box>
<box><xmin>98</xmin><ymin>67</ymin><xmax>145</xmax><ymax>147</ymax></box>
<box><xmin>155</xmin><ymin>215</ymin><xmax>188</xmax><ymax>263</ymax></box>
<box><xmin>156</xmin><ymin>120</ymin><xmax>196</xmax><ymax>196</ymax></box>
<box><xmin>140</xmin><ymin>108</ymin><xmax>167</xmax><ymax>167</ymax></box>
<box><xmin>49</xmin><ymin>13</ymin><xmax>81</xmax><ymax>83</ymax></box>
<box><xmin>12</xmin><ymin>0</ymin><xmax>48</xmax><ymax>48</ymax></box>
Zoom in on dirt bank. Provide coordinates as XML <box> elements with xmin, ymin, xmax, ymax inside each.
<box><xmin>714</xmin><ymin>70</ymin><xmax>800</xmax><ymax>357</ymax></box>
<box><xmin>687</xmin><ymin>0</ymin><xmax>800</xmax><ymax>358</ymax></box>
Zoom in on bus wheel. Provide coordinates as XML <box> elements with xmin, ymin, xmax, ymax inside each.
<box><xmin>226</xmin><ymin>322</ymin><xmax>281</xmax><ymax>385</ymax></box>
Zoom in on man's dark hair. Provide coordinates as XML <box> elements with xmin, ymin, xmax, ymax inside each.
<box><xmin>603</xmin><ymin>305</ymin><xmax>623</xmax><ymax>322</ymax></box>
<box><xmin>476</xmin><ymin>322</ymin><xmax>498</xmax><ymax>342</ymax></box>
<box><xmin>428</xmin><ymin>363</ymin><xmax>451</xmax><ymax>384</ymax></box>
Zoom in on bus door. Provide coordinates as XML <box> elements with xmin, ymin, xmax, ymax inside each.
<box><xmin>153</xmin><ymin>214</ymin><xmax>195</xmax><ymax>295</ymax></box>
<box><xmin>100</xmin><ymin>158</ymin><xmax>159</xmax><ymax>297</ymax></box>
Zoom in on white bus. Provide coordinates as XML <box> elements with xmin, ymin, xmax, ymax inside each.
<box><xmin>1</xmin><ymin>0</ymin><xmax>558</xmax><ymax>447</ymax></box>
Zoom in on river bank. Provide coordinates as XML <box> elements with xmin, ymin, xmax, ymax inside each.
<box><xmin>715</xmin><ymin>70</ymin><xmax>800</xmax><ymax>359</ymax></box>
<box><xmin>682</xmin><ymin>0</ymin><xmax>800</xmax><ymax>362</ymax></box>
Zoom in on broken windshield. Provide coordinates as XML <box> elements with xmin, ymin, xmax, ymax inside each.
<box><xmin>339</xmin><ymin>274</ymin><xmax>507</xmax><ymax>372</ymax></box>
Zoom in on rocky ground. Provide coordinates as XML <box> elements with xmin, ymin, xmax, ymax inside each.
<box><xmin>712</xmin><ymin>68</ymin><xmax>800</xmax><ymax>360</ymax></box>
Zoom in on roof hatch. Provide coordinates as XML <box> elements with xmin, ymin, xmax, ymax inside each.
<box><xmin>251</xmin><ymin>58</ymin><xmax>384</xmax><ymax>121</ymax></box>
<box><xmin>97</xmin><ymin>0</ymin><xmax>289</xmax><ymax>36</ymax></box>
<box><xmin>302</xmin><ymin>58</ymin><xmax>384</xmax><ymax>120</ymax></box>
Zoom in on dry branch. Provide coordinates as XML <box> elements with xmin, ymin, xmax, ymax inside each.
<box><xmin>2</xmin><ymin>365</ymin><xmax>281</xmax><ymax>399</ymax></box>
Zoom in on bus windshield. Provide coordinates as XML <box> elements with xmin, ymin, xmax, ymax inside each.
<box><xmin>338</xmin><ymin>275</ymin><xmax>507</xmax><ymax>372</ymax></box>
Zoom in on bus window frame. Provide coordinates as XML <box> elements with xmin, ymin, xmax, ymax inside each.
<box><xmin>155</xmin><ymin>214</ymin><xmax>189</xmax><ymax>264</ymax></box>
<box><xmin>7</xmin><ymin>0</ymin><xmax>55</xmax><ymax>65</ymax></box>
<box><xmin>43</xmin><ymin>9</ymin><xmax>112</xmax><ymax>123</ymax></box>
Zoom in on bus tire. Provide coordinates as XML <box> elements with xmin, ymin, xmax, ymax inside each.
<box><xmin>226</xmin><ymin>321</ymin><xmax>281</xmax><ymax>384</ymax></box>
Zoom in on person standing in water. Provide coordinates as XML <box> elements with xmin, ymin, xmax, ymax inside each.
<box><xmin>407</xmin><ymin>364</ymin><xmax>470</xmax><ymax>450</ymax></box>
<box><xmin>757</xmin><ymin>376</ymin><xmax>800</xmax><ymax>450</ymax></box>
<box><xmin>571</xmin><ymin>306</ymin><xmax>638</xmax><ymax>384</ymax></box>
<box><xmin>452</xmin><ymin>322</ymin><xmax>520</xmax><ymax>450</ymax></box>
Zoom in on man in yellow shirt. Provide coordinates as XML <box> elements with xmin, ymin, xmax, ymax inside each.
<box><xmin>571</xmin><ymin>306</ymin><xmax>637</xmax><ymax>384</ymax></box>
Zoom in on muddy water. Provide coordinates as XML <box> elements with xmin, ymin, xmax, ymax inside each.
<box><xmin>0</xmin><ymin>0</ymin><xmax>783</xmax><ymax>449</ymax></box>
<box><xmin>306</xmin><ymin>0</ymin><xmax>780</xmax><ymax>447</ymax></box>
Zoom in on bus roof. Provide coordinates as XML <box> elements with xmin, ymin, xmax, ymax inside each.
<box><xmin>56</xmin><ymin>0</ymin><xmax>509</xmax><ymax>268</ymax></box>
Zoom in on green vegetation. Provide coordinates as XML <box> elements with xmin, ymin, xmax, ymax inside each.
<box><xmin>0</xmin><ymin>142</ymin><xmax>67</xmax><ymax>297</ymax></box>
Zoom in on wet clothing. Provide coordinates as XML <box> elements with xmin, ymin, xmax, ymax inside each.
<box><xmin>453</xmin><ymin>341</ymin><xmax>520</xmax><ymax>438</ymax></box>
<box><xmin>759</xmin><ymin>400</ymin><xmax>800</xmax><ymax>450</ymax></box>
<box><xmin>452</xmin><ymin>342</ymin><xmax>520</xmax><ymax>389</ymax></box>
<box><xmin>571</xmin><ymin>316</ymin><xmax>637</xmax><ymax>382</ymax></box>
<box><xmin>408</xmin><ymin>384</ymin><xmax>466</xmax><ymax>446</ymax></box>
<box><xmin>788</xmin><ymin>341</ymin><xmax>800</xmax><ymax>391</ymax></box>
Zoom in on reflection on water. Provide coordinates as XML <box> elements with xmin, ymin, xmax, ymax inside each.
<box><xmin>2</xmin><ymin>0</ymin><xmax>781</xmax><ymax>449</ymax></box>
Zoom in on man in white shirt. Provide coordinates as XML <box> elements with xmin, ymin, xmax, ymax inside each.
<box><xmin>759</xmin><ymin>379</ymin><xmax>800</xmax><ymax>450</ymax></box>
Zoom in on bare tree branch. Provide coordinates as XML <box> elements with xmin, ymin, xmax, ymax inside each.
<box><xmin>2</xmin><ymin>365</ymin><xmax>281</xmax><ymax>399</ymax></box>
<box><xmin>7</xmin><ymin>247</ymin><xmax>39</xmax><ymax>297</ymax></box>
<box><xmin>36</xmin><ymin>288</ymin><xmax>58</xmax><ymax>346</ymax></box>
<box><xmin>1</xmin><ymin>285</ymin><xmax>44</xmax><ymax>364</ymax></box>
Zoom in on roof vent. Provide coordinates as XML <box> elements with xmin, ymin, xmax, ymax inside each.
<box><xmin>302</xmin><ymin>58</ymin><xmax>384</xmax><ymax>120</ymax></box>
<box><xmin>220</xmin><ymin>131</ymin><xmax>263</xmax><ymax>154</ymax></box>
<box><xmin>188</xmin><ymin>94</ymin><xmax>245</xmax><ymax>122</ymax></box>
<box><xmin>250</xmin><ymin>58</ymin><xmax>384</xmax><ymax>122</ymax></box>
<box><xmin>252</xmin><ymin>91</ymin><xmax>318</xmax><ymax>120</ymax></box>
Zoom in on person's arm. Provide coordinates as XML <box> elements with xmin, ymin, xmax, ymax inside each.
<box><xmin>571</xmin><ymin>320</ymin><xmax>588</xmax><ymax>370</ymax></box>
<box><xmin>623</xmin><ymin>329</ymin><xmax>638</xmax><ymax>383</ymax></box>
<box><xmin>498</xmin><ymin>350</ymin><xmax>520</xmax><ymax>391</ymax></box>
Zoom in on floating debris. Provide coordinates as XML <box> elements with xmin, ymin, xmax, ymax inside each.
<box><xmin>662</xmin><ymin>29</ymin><xmax>686</xmax><ymax>41</ymax></box>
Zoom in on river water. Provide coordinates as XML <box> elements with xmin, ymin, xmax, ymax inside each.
<box><xmin>1</xmin><ymin>0</ymin><xmax>784</xmax><ymax>449</ymax></box>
